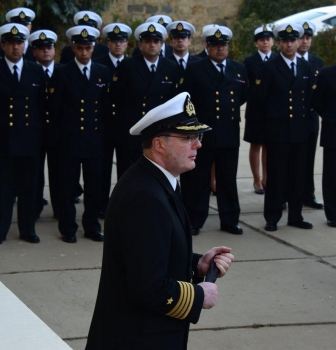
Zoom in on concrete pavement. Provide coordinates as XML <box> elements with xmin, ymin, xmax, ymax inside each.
<box><xmin>0</xmin><ymin>116</ymin><xmax>335</xmax><ymax>350</ymax></box>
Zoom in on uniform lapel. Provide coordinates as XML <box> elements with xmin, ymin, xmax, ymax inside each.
<box><xmin>65</xmin><ymin>61</ymin><xmax>88</xmax><ymax>89</ymax></box>
<box><xmin>203</xmin><ymin>57</ymin><xmax>222</xmax><ymax>84</ymax></box>
<box><xmin>134</xmin><ymin>55</ymin><xmax>152</xmax><ymax>85</ymax></box>
<box><xmin>276</xmin><ymin>55</ymin><xmax>295</xmax><ymax>84</ymax></box>
<box><xmin>0</xmin><ymin>58</ymin><xmax>18</xmax><ymax>90</ymax></box>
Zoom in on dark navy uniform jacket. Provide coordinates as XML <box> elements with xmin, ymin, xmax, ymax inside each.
<box><xmin>49</xmin><ymin>60</ymin><xmax>109</xmax><ymax>158</ymax></box>
<box><xmin>86</xmin><ymin>156</ymin><xmax>204</xmax><ymax>350</ymax></box>
<box><xmin>0</xmin><ymin>59</ymin><xmax>45</xmax><ymax>157</ymax></box>
<box><xmin>182</xmin><ymin>57</ymin><xmax>248</xmax><ymax>148</ymax></box>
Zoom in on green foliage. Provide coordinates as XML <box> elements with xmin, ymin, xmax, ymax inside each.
<box><xmin>311</xmin><ymin>27</ymin><xmax>336</xmax><ymax>65</ymax></box>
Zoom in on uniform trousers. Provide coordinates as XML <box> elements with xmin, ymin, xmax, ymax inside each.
<box><xmin>58</xmin><ymin>157</ymin><xmax>102</xmax><ymax>236</ymax></box>
<box><xmin>264</xmin><ymin>142</ymin><xmax>308</xmax><ymax>224</ymax></box>
<box><xmin>304</xmin><ymin>130</ymin><xmax>319</xmax><ymax>203</ymax></box>
<box><xmin>36</xmin><ymin>144</ymin><xmax>60</xmax><ymax>218</ymax></box>
<box><xmin>0</xmin><ymin>155</ymin><xmax>38</xmax><ymax>239</ymax></box>
<box><xmin>181</xmin><ymin>147</ymin><xmax>240</xmax><ymax>228</ymax></box>
<box><xmin>322</xmin><ymin>147</ymin><xmax>336</xmax><ymax>221</ymax></box>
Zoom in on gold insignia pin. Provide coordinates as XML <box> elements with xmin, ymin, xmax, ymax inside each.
<box><xmin>113</xmin><ymin>26</ymin><xmax>120</xmax><ymax>34</ymax></box>
<box><xmin>99</xmin><ymin>78</ymin><xmax>101</xmax><ymax>82</ymax></box>
<box><xmin>263</xmin><ymin>25</ymin><xmax>267</xmax><ymax>32</ymax></box>
<box><xmin>11</xmin><ymin>26</ymin><xmax>18</xmax><ymax>35</ymax></box>
<box><xmin>312</xmin><ymin>84</ymin><xmax>317</xmax><ymax>89</ymax></box>
<box><xmin>81</xmin><ymin>29</ymin><xmax>88</xmax><ymax>38</ymax></box>
<box><xmin>256</xmin><ymin>79</ymin><xmax>261</xmax><ymax>85</ymax></box>
<box><xmin>185</xmin><ymin>98</ymin><xmax>196</xmax><ymax>116</ymax></box>
<box><xmin>49</xmin><ymin>88</ymin><xmax>55</xmax><ymax>93</ymax></box>
<box><xmin>148</xmin><ymin>24</ymin><xmax>155</xmax><ymax>33</ymax></box>
<box><xmin>165</xmin><ymin>76</ymin><xmax>168</xmax><ymax>80</ymax></box>
<box><xmin>177</xmin><ymin>23</ymin><xmax>183</xmax><ymax>31</ymax></box>
<box><xmin>19</xmin><ymin>11</ymin><xmax>26</xmax><ymax>19</ymax></box>
<box><xmin>237</xmin><ymin>74</ymin><xmax>241</xmax><ymax>77</ymax></box>
<box><xmin>215</xmin><ymin>29</ymin><xmax>222</xmax><ymax>38</ymax></box>
<box><xmin>39</xmin><ymin>32</ymin><xmax>46</xmax><ymax>40</ymax></box>
<box><xmin>180</xmin><ymin>78</ymin><xmax>184</xmax><ymax>84</ymax></box>
<box><xmin>286</xmin><ymin>25</ymin><xmax>293</xmax><ymax>33</ymax></box>
<box><xmin>303</xmin><ymin>22</ymin><xmax>309</xmax><ymax>30</ymax></box>
<box><xmin>113</xmin><ymin>76</ymin><xmax>118</xmax><ymax>81</ymax></box>
<box><xmin>83</xmin><ymin>14</ymin><xmax>90</xmax><ymax>22</ymax></box>
<box><xmin>167</xmin><ymin>297</ymin><xmax>173</xmax><ymax>305</ymax></box>
<box><xmin>158</xmin><ymin>18</ymin><xmax>164</xmax><ymax>24</ymax></box>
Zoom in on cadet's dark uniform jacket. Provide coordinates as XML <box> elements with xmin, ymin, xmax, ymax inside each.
<box><xmin>311</xmin><ymin>64</ymin><xmax>336</xmax><ymax>221</ymax></box>
<box><xmin>180</xmin><ymin>57</ymin><xmax>248</xmax><ymax>229</ymax></box>
<box><xmin>59</xmin><ymin>43</ymin><xmax>109</xmax><ymax>64</ymax></box>
<box><xmin>195</xmin><ymin>49</ymin><xmax>207</xmax><ymax>59</ymax></box>
<box><xmin>0</xmin><ymin>59</ymin><xmax>45</xmax><ymax>156</ymax></box>
<box><xmin>86</xmin><ymin>156</ymin><xmax>204</xmax><ymax>350</ymax></box>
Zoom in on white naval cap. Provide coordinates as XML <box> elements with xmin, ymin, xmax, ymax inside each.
<box><xmin>74</xmin><ymin>11</ymin><xmax>102</xmax><ymax>28</ymax></box>
<box><xmin>6</xmin><ymin>7</ymin><xmax>35</xmax><ymax>25</ymax></box>
<box><xmin>134</xmin><ymin>22</ymin><xmax>167</xmax><ymax>41</ymax></box>
<box><xmin>296</xmin><ymin>20</ymin><xmax>316</xmax><ymax>36</ymax></box>
<box><xmin>166</xmin><ymin>21</ymin><xmax>195</xmax><ymax>37</ymax></box>
<box><xmin>201</xmin><ymin>25</ymin><xmax>233</xmax><ymax>43</ymax></box>
<box><xmin>201</xmin><ymin>24</ymin><xmax>220</xmax><ymax>34</ymax></box>
<box><xmin>145</xmin><ymin>15</ymin><xmax>172</xmax><ymax>27</ymax></box>
<box><xmin>66</xmin><ymin>25</ymin><xmax>100</xmax><ymax>44</ymax></box>
<box><xmin>28</xmin><ymin>30</ymin><xmax>57</xmax><ymax>46</ymax></box>
<box><xmin>273</xmin><ymin>23</ymin><xmax>304</xmax><ymax>40</ymax></box>
<box><xmin>102</xmin><ymin>23</ymin><xmax>132</xmax><ymax>41</ymax></box>
<box><xmin>254</xmin><ymin>25</ymin><xmax>274</xmax><ymax>41</ymax></box>
<box><xmin>130</xmin><ymin>92</ymin><xmax>211</xmax><ymax>140</ymax></box>
<box><xmin>0</xmin><ymin>23</ymin><xmax>30</xmax><ymax>42</ymax></box>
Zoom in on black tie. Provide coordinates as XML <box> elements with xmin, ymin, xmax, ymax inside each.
<box><xmin>45</xmin><ymin>68</ymin><xmax>50</xmax><ymax>82</ymax></box>
<box><xmin>290</xmin><ymin>62</ymin><xmax>295</xmax><ymax>77</ymax></box>
<box><xmin>13</xmin><ymin>65</ymin><xmax>19</xmax><ymax>82</ymax></box>
<box><xmin>159</xmin><ymin>50</ymin><xmax>163</xmax><ymax>58</ymax></box>
<box><xmin>150</xmin><ymin>64</ymin><xmax>156</xmax><ymax>77</ymax></box>
<box><xmin>264</xmin><ymin>56</ymin><xmax>268</xmax><ymax>61</ymax></box>
<box><xmin>175</xmin><ymin>182</ymin><xmax>182</xmax><ymax>202</ymax></box>
<box><xmin>217</xmin><ymin>63</ymin><xmax>225</xmax><ymax>79</ymax></box>
<box><xmin>301</xmin><ymin>56</ymin><xmax>305</xmax><ymax>60</ymax></box>
<box><xmin>179</xmin><ymin>58</ymin><xmax>185</xmax><ymax>70</ymax></box>
<box><xmin>83</xmin><ymin>66</ymin><xmax>89</xmax><ymax>81</ymax></box>
<box><xmin>116</xmin><ymin>60</ymin><xmax>120</xmax><ymax>67</ymax></box>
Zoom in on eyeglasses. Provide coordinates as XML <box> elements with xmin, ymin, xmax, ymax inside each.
<box><xmin>160</xmin><ymin>133</ymin><xmax>203</xmax><ymax>144</ymax></box>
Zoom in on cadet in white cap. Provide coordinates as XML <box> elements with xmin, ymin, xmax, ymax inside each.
<box><xmin>2</xmin><ymin>7</ymin><xmax>36</xmax><ymax>61</ymax></box>
<box><xmin>60</xmin><ymin>10</ymin><xmax>108</xmax><ymax>64</ymax></box>
<box><xmin>243</xmin><ymin>25</ymin><xmax>276</xmax><ymax>196</ymax></box>
<box><xmin>112</xmin><ymin>21</ymin><xmax>180</xmax><ymax>177</ymax></box>
<box><xmin>86</xmin><ymin>92</ymin><xmax>234</xmax><ymax>350</ymax></box>
<box><xmin>29</xmin><ymin>29</ymin><xmax>61</xmax><ymax>220</ymax></box>
<box><xmin>133</xmin><ymin>15</ymin><xmax>172</xmax><ymax>57</ymax></box>
<box><xmin>180</xmin><ymin>24</ymin><xmax>248</xmax><ymax>236</ymax></box>
<box><xmin>166</xmin><ymin>21</ymin><xmax>200</xmax><ymax>71</ymax></box>
<box><xmin>249</xmin><ymin>22</ymin><xmax>314</xmax><ymax>232</ymax></box>
<box><xmin>95</xmin><ymin>22</ymin><xmax>133</xmax><ymax>219</ymax></box>
<box><xmin>195</xmin><ymin>24</ymin><xmax>220</xmax><ymax>58</ymax></box>
<box><xmin>49</xmin><ymin>23</ymin><xmax>109</xmax><ymax>243</ymax></box>
<box><xmin>0</xmin><ymin>23</ymin><xmax>46</xmax><ymax>244</ymax></box>
<box><xmin>295</xmin><ymin>20</ymin><xmax>324</xmax><ymax>210</ymax></box>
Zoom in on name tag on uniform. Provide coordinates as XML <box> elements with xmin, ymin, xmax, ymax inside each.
<box><xmin>161</xmin><ymin>81</ymin><xmax>172</xmax><ymax>84</ymax></box>
<box><xmin>96</xmin><ymin>83</ymin><xmax>106</xmax><ymax>87</ymax></box>
<box><xmin>32</xmin><ymin>83</ymin><xmax>40</xmax><ymax>86</ymax></box>
<box><xmin>235</xmin><ymin>79</ymin><xmax>246</xmax><ymax>83</ymax></box>
<box><xmin>303</xmin><ymin>76</ymin><xmax>309</xmax><ymax>79</ymax></box>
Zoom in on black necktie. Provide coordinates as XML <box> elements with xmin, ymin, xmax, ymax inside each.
<box><xmin>83</xmin><ymin>66</ymin><xmax>89</xmax><ymax>81</ymax></box>
<box><xmin>217</xmin><ymin>63</ymin><xmax>225</xmax><ymax>79</ymax></box>
<box><xmin>150</xmin><ymin>64</ymin><xmax>156</xmax><ymax>77</ymax></box>
<box><xmin>45</xmin><ymin>68</ymin><xmax>50</xmax><ymax>82</ymax></box>
<box><xmin>13</xmin><ymin>65</ymin><xmax>19</xmax><ymax>82</ymax></box>
<box><xmin>175</xmin><ymin>182</ymin><xmax>182</xmax><ymax>202</ymax></box>
<box><xmin>116</xmin><ymin>60</ymin><xmax>120</xmax><ymax>67</ymax></box>
<box><xmin>159</xmin><ymin>50</ymin><xmax>163</xmax><ymax>58</ymax></box>
<box><xmin>179</xmin><ymin>58</ymin><xmax>185</xmax><ymax>70</ymax></box>
<box><xmin>264</xmin><ymin>56</ymin><xmax>268</xmax><ymax>61</ymax></box>
<box><xmin>290</xmin><ymin>62</ymin><xmax>295</xmax><ymax>77</ymax></box>
<box><xmin>301</xmin><ymin>56</ymin><xmax>305</xmax><ymax>60</ymax></box>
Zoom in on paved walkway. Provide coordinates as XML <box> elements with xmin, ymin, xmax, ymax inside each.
<box><xmin>0</xmin><ymin>115</ymin><xmax>335</xmax><ymax>350</ymax></box>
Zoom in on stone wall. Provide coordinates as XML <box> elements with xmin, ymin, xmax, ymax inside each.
<box><xmin>100</xmin><ymin>0</ymin><xmax>243</xmax><ymax>53</ymax></box>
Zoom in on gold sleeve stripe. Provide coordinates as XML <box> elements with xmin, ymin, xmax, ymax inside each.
<box><xmin>166</xmin><ymin>281</ymin><xmax>195</xmax><ymax>320</ymax></box>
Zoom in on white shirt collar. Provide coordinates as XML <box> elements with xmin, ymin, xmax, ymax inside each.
<box><xmin>258</xmin><ymin>50</ymin><xmax>272</xmax><ymax>60</ymax></box>
<box><xmin>109</xmin><ymin>53</ymin><xmax>124</xmax><ymax>67</ymax></box>
<box><xmin>211</xmin><ymin>58</ymin><xmax>226</xmax><ymax>69</ymax></box>
<box><xmin>173</xmin><ymin>52</ymin><xmax>189</xmax><ymax>63</ymax></box>
<box><xmin>5</xmin><ymin>57</ymin><xmax>23</xmax><ymax>76</ymax></box>
<box><xmin>145</xmin><ymin>156</ymin><xmax>177</xmax><ymax>190</ymax></box>
<box><xmin>38</xmin><ymin>61</ymin><xmax>55</xmax><ymax>76</ymax></box>
<box><xmin>144</xmin><ymin>57</ymin><xmax>159</xmax><ymax>71</ymax></box>
<box><xmin>296</xmin><ymin>52</ymin><xmax>309</xmax><ymax>60</ymax></box>
<box><xmin>75</xmin><ymin>58</ymin><xmax>92</xmax><ymax>73</ymax></box>
<box><xmin>280</xmin><ymin>53</ymin><xmax>297</xmax><ymax>67</ymax></box>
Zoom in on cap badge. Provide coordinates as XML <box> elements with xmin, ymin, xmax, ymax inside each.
<box><xmin>11</xmin><ymin>26</ymin><xmax>19</xmax><ymax>35</ymax></box>
<box><xmin>113</xmin><ymin>26</ymin><xmax>120</xmax><ymax>34</ymax></box>
<box><xmin>185</xmin><ymin>97</ymin><xmax>196</xmax><ymax>116</ymax></box>
<box><xmin>303</xmin><ymin>22</ymin><xmax>309</xmax><ymax>30</ymax></box>
<box><xmin>256</xmin><ymin>79</ymin><xmax>261</xmax><ymax>85</ymax></box>
<box><xmin>286</xmin><ymin>25</ymin><xmax>293</xmax><ymax>33</ymax></box>
<box><xmin>158</xmin><ymin>18</ymin><xmax>164</xmax><ymax>24</ymax></box>
<box><xmin>83</xmin><ymin>14</ymin><xmax>90</xmax><ymax>22</ymax></box>
<box><xmin>263</xmin><ymin>26</ymin><xmax>267</xmax><ymax>32</ymax></box>
<box><xmin>148</xmin><ymin>24</ymin><xmax>155</xmax><ymax>33</ymax></box>
<box><xmin>177</xmin><ymin>23</ymin><xmax>184</xmax><ymax>31</ymax></box>
<box><xmin>39</xmin><ymin>32</ymin><xmax>46</xmax><ymax>40</ymax></box>
<box><xmin>19</xmin><ymin>11</ymin><xmax>26</xmax><ymax>19</ymax></box>
<box><xmin>81</xmin><ymin>29</ymin><xmax>88</xmax><ymax>38</ymax></box>
<box><xmin>215</xmin><ymin>30</ymin><xmax>222</xmax><ymax>38</ymax></box>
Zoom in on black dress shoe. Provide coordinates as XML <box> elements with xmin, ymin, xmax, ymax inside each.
<box><xmin>304</xmin><ymin>199</ymin><xmax>323</xmax><ymax>209</ymax></box>
<box><xmin>253</xmin><ymin>184</ymin><xmax>265</xmax><ymax>195</ymax></box>
<box><xmin>98</xmin><ymin>211</ymin><xmax>105</xmax><ymax>220</ymax></box>
<box><xmin>287</xmin><ymin>220</ymin><xmax>313</xmax><ymax>229</ymax></box>
<box><xmin>191</xmin><ymin>226</ymin><xmax>200</xmax><ymax>235</ymax></box>
<box><xmin>221</xmin><ymin>224</ymin><xmax>243</xmax><ymax>235</ymax></box>
<box><xmin>327</xmin><ymin>220</ymin><xmax>336</xmax><ymax>228</ymax></box>
<box><xmin>19</xmin><ymin>233</ymin><xmax>40</xmax><ymax>243</ymax></box>
<box><xmin>84</xmin><ymin>231</ymin><xmax>104</xmax><ymax>242</ymax></box>
<box><xmin>43</xmin><ymin>198</ymin><xmax>48</xmax><ymax>205</ymax></box>
<box><xmin>265</xmin><ymin>222</ymin><xmax>277</xmax><ymax>232</ymax></box>
<box><xmin>62</xmin><ymin>235</ymin><xmax>77</xmax><ymax>243</ymax></box>
<box><xmin>73</xmin><ymin>196</ymin><xmax>81</xmax><ymax>204</ymax></box>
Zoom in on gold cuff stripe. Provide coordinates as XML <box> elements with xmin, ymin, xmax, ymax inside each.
<box><xmin>175</xmin><ymin>124</ymin><xmax>209</xmax><ymax>131</ymax></box>
<box><xmin>166</xmin><ymin>281</ymin><xmax>195</xmax><ymax>320</ymax></box>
